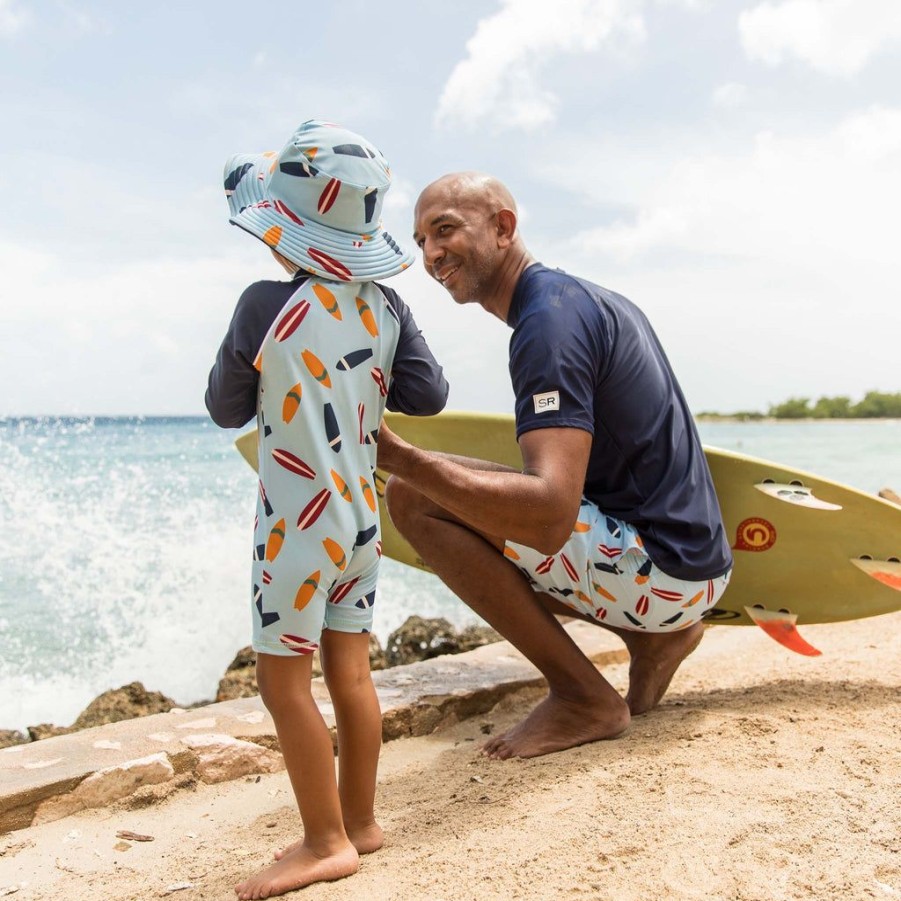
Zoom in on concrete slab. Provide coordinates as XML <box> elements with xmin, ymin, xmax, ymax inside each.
<box><xmin>0</xmin><ymin>622</ymin><xmax>627</xmax><ymax>835</ymax></box>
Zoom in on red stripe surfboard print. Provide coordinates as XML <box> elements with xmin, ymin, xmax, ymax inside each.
<box><xmin>279</xmin><ymin>634</ymin><xmax>318</xmax><ymax>655</ymax></box>
<box><xmin>560</xmin><ymin>553</ymin><xmax>579</xmax><ymax>582</ymax></box>
<box><xmin>371</xmin><ymin>367</ymin><xmax>388</xmax><ymax>396</ymax></box>
<box><xmin>328</xmin><ymin>577</ymin><xmax>360</xmax><ymax>605</ymax></box>
<box><xmin>318</xmin><ymin>178</ymin><xmax>341</xmax><ymax>214</ymax></box>
<box><xmin>650</xmin><ymin>588</ymin><xmax>683</xmax><ymax>602</ymax></box>
<box><xmin>297</xmin><ymin>488</ymin><xmax>331</xmax><ymax>530</ymax></box>
<box><xmin>536</xmin><ymin>556</ymin><xmax>555</xmax><ymax>576</ymax></box>
<box><xmin>308</xmin><ymin>248</ymin><xmax>352</xmax><ymax>281</ymax></box>
<box><xmin>274</xmin><ymin>300</ymin><xmax>310</xmax><ymax>342</ymax></box>
<box><xmin>274</xmin><ymin>199</ymin><xmax>304</xmax><ymax>225</ymax></box>
<box><xmin>272</xmin><ymin>449</ymin><xmax>316</xmax><ymax>479</ymax></box>
<box><xmin>636</xmin><ymin>594</ymin><xmax>650</xmax><ymax>617</ymax></box>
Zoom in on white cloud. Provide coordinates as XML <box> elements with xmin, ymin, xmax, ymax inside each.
<box><xmin>551</xmin><ymin>106</ymin><xmax>901</xmax><ymax>411</ymax></box>
<box><xmin>0</xmin><ymin>0</ymin><xmax>29</xmax><ymax>36</ymax></box>
<box><xmin>436</xmin><ymin>0</ymin><xmax>645</xmax><ymax>131</ymax></box>
<box><xmin>739</xmin><ymin>0</ymin><xmax>901</xmax><ymax>76</ymax></box>
<box><xmin>712</xmin><ymin>81</ymin><xmax>748</xmax><ymax>109</ymax></box>
<box><xmin>573</xmin><ymin>105</ymin><xmax>901</xmax><ymax>261</ymax></box>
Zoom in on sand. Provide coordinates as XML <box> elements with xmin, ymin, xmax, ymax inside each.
<box><xmin>2</xmin><ymin>611</ymin><xmax>899</xmax><ymax>901</ymax></box>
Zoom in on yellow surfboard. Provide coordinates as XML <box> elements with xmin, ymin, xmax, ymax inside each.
<box><xmin>235</xmin><ymin>410</ymin><xmax>901</xmax><ymax>654</ymax></box>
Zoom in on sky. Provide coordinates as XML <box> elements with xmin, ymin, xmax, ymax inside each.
<box><xmin>1</xmin><ymin>0</ymin><xmax>898</xmax><ymax>416</ymax></box>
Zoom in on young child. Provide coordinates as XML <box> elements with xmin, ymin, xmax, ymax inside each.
<box><xmin>205</xmin><ymin>120</ymin><xmax>448</xmax><ymax>899</ymax></box>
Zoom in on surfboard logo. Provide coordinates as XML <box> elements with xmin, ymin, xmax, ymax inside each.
<box><xmin>733</xmin><ymin>517</ymin><xmax>777</xmax><ymax>552</ymax></box>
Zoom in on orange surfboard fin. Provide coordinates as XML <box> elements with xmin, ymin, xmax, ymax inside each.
<box><xmin>744</xmin><ymin>606</ymin><xmax>822</xmax><ymax>657</ymax></box>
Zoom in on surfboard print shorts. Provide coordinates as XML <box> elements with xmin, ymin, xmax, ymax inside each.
<box><xmin>504</xmin><ymin>501</ymin><xmax>731</xmax><ymax>633</ymax></box>
<box><xmin>251</xmin><ymin>548</ymin><xmax>379</xmax><ymax>657</ymax></box>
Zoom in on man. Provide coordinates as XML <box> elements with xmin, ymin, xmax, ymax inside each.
<box><xmin>376</xmin><ymin>172</ymin><xmax>733</xmax><ymax>760</ymax></box>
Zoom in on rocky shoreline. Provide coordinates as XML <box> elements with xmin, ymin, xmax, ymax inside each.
<box><xmin>0</xmin><ymin>616</ymin><xmax>499</xmax><ymax>750</ymax></box>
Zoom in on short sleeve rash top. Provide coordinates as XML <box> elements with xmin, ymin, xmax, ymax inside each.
<box><xmin>507</xmin><ymin>265</ymin><xmax>732</xmax><ymax>581</ymax></box>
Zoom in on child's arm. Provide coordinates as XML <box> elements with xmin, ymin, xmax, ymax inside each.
<box><xmin>378</xmin><ymin>285</ymin><xmax>449</xmax><ymax>416</ymax></box>
<box><xmin>205</xmin><ymin>280</ymin><xmax>298</xmax><ymax>428</ymax></box>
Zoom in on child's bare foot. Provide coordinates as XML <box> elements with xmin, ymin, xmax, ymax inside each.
<box><xmin>275</xmin><ymin>822</ymin><xmax>383</xmax><ymax>861</ymax></box>
<box><xmin>236</xmin><ymin>841</ymin><xmax>358</xmax><ymax>899</ymax></box>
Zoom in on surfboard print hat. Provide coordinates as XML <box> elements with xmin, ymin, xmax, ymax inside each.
<box><xmin>223</xmin><ymin>120</ymin><xmax>413</xmax><ymax>282</ymax></box>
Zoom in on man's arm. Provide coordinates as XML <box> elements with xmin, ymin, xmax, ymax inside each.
<box><xmin>378</xmin><ymin>422</ymin><xmax>591</xmax><ymax>554</ymax></box>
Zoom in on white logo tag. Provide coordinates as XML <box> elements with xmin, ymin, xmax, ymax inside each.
<box><xmin>533</xmin><ymin>390</ymin><xmax>560</xmax><ymax>414</ymax></box>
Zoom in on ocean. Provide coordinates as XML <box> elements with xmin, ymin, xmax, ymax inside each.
<box><xmin>1</xmin><ymin>415</ymin><xmax>899</xmax><ymax>733</ymax></box>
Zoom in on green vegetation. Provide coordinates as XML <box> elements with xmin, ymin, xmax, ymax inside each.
<box><xmin>768</xmin><ymin>391</ymin><xmax>901</xmax><ymax>419</ymax></box>
<box><xmin>698</xmin><ymin>391</ymin><xmax>901</xmax><ymax>420</ymax></box>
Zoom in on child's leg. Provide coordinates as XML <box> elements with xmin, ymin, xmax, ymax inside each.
<box><xmin>320</xmin><ymin>629</ymin><xmax>384</xmax><ymax>852</ymax></box>
<box><xmin>235</xmin><ymin>652</ymin><xmax>358</xmax><ymax>901</ymax></box>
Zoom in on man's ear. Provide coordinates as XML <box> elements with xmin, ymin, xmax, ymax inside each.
<box><xmin>495</xmin><ymin>208</ymin><xmax>517</xmax><ymax>247</ymax></box>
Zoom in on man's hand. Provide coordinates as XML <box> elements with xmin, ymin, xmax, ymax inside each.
<box><xmin>375</xmin><ymin>419</ymin><xmax>409</xmax><ymax>474</ymax></box>
<box><xmin>374</xmin><ymin>420</ymin><xmax>591</xmax><ymax>555</ymax></box>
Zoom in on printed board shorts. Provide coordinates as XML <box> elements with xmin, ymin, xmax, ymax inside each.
<box><xmin>504</xmin><ymin>501</ymin><xmax>731</xmax><ymax>633</ymax></box>
<box><xmin>251</xmin><ymin>546</ymin><xmax>379</xmax><ymax>657</ymax></box>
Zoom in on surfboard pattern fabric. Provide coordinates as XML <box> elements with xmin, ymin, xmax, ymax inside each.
<box><xmin>505</xmin><ymin>501</ymin><xmax>731</xmax><ymax>632</ymax></box>
<box><xmin>207</xmin><ymin>274</ymin><xmax>448</xmax><ymax>656</ymax></box>
<box><xmin>250</xmin><ymin>280</ymin><xmax>394</xmax><ymax>653</ymax></box>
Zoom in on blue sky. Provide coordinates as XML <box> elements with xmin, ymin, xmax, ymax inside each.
<box><xmin>1</xmin><ymin>0</ymin><xmax>898</xmax><ymax>415</ymax></box>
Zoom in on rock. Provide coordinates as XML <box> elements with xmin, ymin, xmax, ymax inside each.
<box><xmin>70</xmin><ymin>682</ymin><xmax>176</xmax><ymax>731</ymax></box>
<box><xmin>26</xmin><ymin>723</ymin><xmax>74</xmax><ymax>742</ymax></box>
<box><xmin>368</xmin><ymin>633</ymin><xmax>388</xmax><ymax>671</ymax></box>
<box><xmin>216</xmin><ymin>647</ymin><xmax>259</xmax><ymax>702</ymax></box>
<box><xmin>180</xmin><ymin>733</ymin><xmax>284</xmax><ymax>783</ymax></box>
<box><xmin>33</xmin><ymin>753</ymin><xmax>175</xmax><ymax>824</ymax></box>
<box><xmin>456</xmin><ymin>624</ymin><xmax>502</xmax><ymax>653</ymax></box>
<box><xmin>0</xmin><ymin>730</ymin><xmax>29</xmax><ymax>749</ymax></box>
<box><xmin>385</xmin><ymin>616</ymin><xmax>499</xmax><ymax>667</ymax></box>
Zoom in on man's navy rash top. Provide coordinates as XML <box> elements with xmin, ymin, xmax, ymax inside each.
<box><xmin>507</xmin><ymin>264</ymin><xmax>733</xmax><ymax>581</ymax></box>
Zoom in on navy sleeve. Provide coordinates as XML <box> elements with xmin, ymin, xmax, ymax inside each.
<box><xmin>378</xmin><ymin>284</ymin><xmax>450</xmax><ymax>416</ymax></box>
<box><xmin>205</xmin><ymin>280</ymin><xmax>300</xmax><ymax>428</ymax></box>
<box><xmin>509</xmin><ymin>280</ymin><xmax>602</xmax><ymax>438</ymax></box>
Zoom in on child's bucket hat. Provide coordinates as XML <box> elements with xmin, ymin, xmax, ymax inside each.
<box><xmin>224</xmin><ymin>120</ymin><xmax>413</xmax><ymax>282</ymax></box>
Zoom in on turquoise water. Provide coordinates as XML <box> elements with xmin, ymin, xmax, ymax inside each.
<box><xmin>1</xmin><ymin>416</ymin><xmax>899</xmax><ymax>731</ymax></box>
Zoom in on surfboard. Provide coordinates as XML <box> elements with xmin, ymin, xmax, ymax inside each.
<box><xmin>235</xmin><ymin>411</ymin><xmax>901</xmax><ymax>654</ymax></box>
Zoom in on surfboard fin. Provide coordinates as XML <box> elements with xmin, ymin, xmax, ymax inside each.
<box><xmin>754</xmin><ymin>481</ymin><xmax>842</xmax><ymax>510</ymax></box>
<box><xmin>743</xmin><ymin>606</ymin><xmax>822</xmax><ymax>656</ymax></box>
<box><xmin>850</xmin><ymin>557</ymin><xmax>901</xmax><ymax>592</ymax></box>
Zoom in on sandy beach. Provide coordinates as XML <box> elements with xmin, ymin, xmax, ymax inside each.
<box><xmin>2</xmin><ymin>610</ymin><xmax>899</xmax><ymax>901</ymax></box>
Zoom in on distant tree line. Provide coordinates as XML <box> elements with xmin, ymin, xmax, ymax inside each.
<box><xmin>698</xmin><ymin>391</ymin><xmax>901</xmax><ymax>420</ymax></box>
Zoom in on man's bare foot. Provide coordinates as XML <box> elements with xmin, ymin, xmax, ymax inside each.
<box><xmin>235</xmin><ymin>841</ymin><xmax>358</xmax><ymax>900</ymax></box>
<box><xmin>274</xmin><ymin>822</ymin><xmax>383</xmax><ymax>861</ymax></box>
<box><xmin>480</xmin><ymin>691</ymin><xmax>630</xmax><ymax>760</ymax></box>
<box><xmin>622</xmin><ymin>621</ymin><xmax>705</xmax><ymax>715</ymax></box>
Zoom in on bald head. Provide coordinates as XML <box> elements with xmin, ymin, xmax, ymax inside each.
<box><xmin>416</xmin><ymin>171</ymin><xmax>518</xmax><ymax>220</ymax></box>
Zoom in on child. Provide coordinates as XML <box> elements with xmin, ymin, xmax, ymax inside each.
<box><xmin>205</xmin><ymin>120</ymin><xmax>448</xmax><ymax>899</ymax></box>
